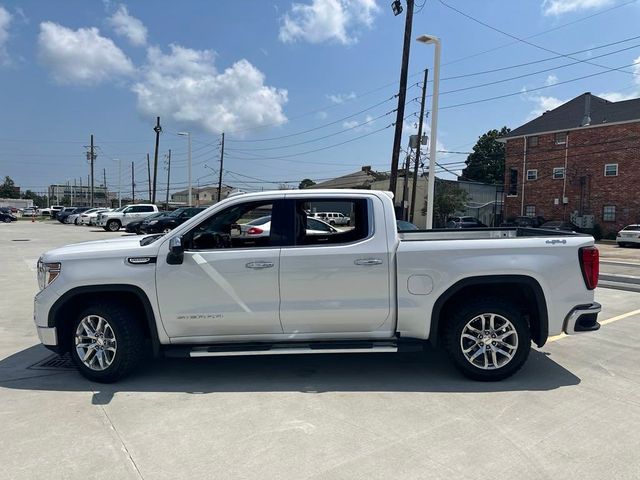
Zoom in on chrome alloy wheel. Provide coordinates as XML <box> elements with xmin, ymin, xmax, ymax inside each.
<box><xmin>75</xmin><ymin>315</ymin><xmax>117</xmax><ymax>371</ymax></box>
<box><xmin>460</xmin><ymin>313</ymin><xmax>518</xmax><ymax>370</ymax></box>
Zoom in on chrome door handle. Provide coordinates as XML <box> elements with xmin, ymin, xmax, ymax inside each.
<box><xmin>354</xmin><ymin>258</ymin><xmax>383</xmax><ymax>266</ymax></box>
<box><xmin>246</xmin><ymin>261</ymin><xmax>274</xmax><ymax>269</ymax></box>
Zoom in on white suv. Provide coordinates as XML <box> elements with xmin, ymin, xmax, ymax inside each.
<box><xmin>312</xmin><ymin>211</ymin><xmax>350</xmax><ymax>226</ymax></box>
<box><xmin>97</xmin><ymin>204</ymin><xmax>159</xmax><ymax>231</ymax></box>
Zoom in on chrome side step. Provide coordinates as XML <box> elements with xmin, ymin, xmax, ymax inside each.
<box><xmin>188</xmin><ymin>341</ymin><xmax>398</xmax><ymax>358</ymax></box>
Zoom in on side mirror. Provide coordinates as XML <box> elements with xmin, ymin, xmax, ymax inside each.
<box><xmin>167</xmin><ymin>236</ymin><xmax>184</xmax><ymax>265</ymax></box>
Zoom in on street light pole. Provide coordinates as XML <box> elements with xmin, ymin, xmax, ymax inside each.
<box><xmin>116</xmin><ymin>158</ymin><xmax>122</xmax><ymax>208</ymax></box>
<box><xmin>417</xmin><ymin>34</ymin><xmax>441</xmax><ymax>229</ymax></box>
<box><xmin>177</xmin><ymin>132</ymin><xmax>192</xmax><ymax>206</ymax></box>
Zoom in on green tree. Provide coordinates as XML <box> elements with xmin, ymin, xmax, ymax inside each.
<box><xmin>0</xmin><ymin>176</ymin><xmax>19</xmax><ymax>198</ymax></box>
<box><xmin>21</xmin><ymin>190</ymin><xmax>48</xmax><ymax>208</ymax></box>
<box><xmin>423</xmin><ymin>179</ymin><xmax>470</xmax><ymax>227</ymax></box>
<box><xmin>460</xmin><ymin>126</ymin><xmax>510</xmax><ymax>184</ymax></box>
<box><xmin>298</xmin><ymin>178</ymin><xmax>316</xmax><ymax>189</ymax></box>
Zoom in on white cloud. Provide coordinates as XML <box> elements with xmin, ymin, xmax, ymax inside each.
<box><xmin>526</xmin><ymin>94</ymin><xmax>565</xmax><ymax>119</ymax></box>
<box><xmin>0</xmin><ymin>6</ymin><xmax>12</xmax><ymax>65</ymax></box>
<box><xmin>598</xmin><ymin>54</ymin><xmax>640</xmax><ymax>102</ymax></box>
<box><xmin>545</xmin><ymin>74</ymin><xmax>558</xmax><ymax>86</ymax></box>
<box><xmin>542</xmin><ymin>0</ymin><xmax>614</xmax><ymax>16</ymax></box>
<box><xmin>342</xmin><ymin>114</ymin><xmax>374</xmax><ymax>131</ymax></box>
<box><xmin>326</xmin><ymin>91</ymin><xmax>356</xmax><ymax>103</ymax></box>
<box><xmin>279</xmin><ymin>0</ymin><xmax>379</xmax><ymax>44</ymax></box>
<box><xmin>132</xmin><ymin>44</ymin><xmax>288</xmax><ymax>134</ymax></box>
<box><xmin>108</xmin><ymin>4</ymin><xmax>147</xmax><ymax>46</ymax></box>
<box><xmin>37</xmin><ymin>22</ymin><xmax>135</xmax><ymax>85</ymax></box>
<box><xmin>316</xmin><ymin>111</ymin><xmax>328</xmax><ymax>120</ymax></box>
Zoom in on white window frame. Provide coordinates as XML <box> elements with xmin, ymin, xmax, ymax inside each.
<box><xmin>553</xmin><ymin>167</ymin><xmax>565</xmax><ymax>179</ymax></box>
<box><xmin>526</xmin><ymin>169</ymin><xmax>538</xmax><ymax>181</ymax></box>
<box><xmin>525</xmin><ymin>205</ymin><xmax>536</xmax><ymax>217</ymax></box>
<box><xmin>603</xmin><ymin>205</ymin><xmax>616</xmax><ymax>222</ymax></box>
<box><xmin>555</xmin><ymin>132</ymin><xmax>567</xmax><ymax>145</ymax></box>
<box><xmin>604</xmin><ymin>163</ymin><xmax>618</xmax><ymax>177</ymax></box>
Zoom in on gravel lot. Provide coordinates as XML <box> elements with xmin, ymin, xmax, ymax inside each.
<box><xmin>1</xmin><ymin>221</ymin><xmax>639</xmax><ymax>480</ymax></box>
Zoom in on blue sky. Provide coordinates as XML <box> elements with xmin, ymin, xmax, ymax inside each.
<box><xmin>0</xmin><ymin>0</ymin><xmax>639</xmax><ymax>196</ymax></box>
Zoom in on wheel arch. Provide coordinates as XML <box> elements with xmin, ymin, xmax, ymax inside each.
<box><xmin>48</xmin><ymin>284</ymin><xmax>161</xmax><ymax>356</ymax></box>
<box><xmin>430</xmin><ymin>275</ymin><xmax>549</xmax><ymax>347</ymax></box>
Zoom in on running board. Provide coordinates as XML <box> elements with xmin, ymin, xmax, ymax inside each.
<box><xmin>185</xmin><ymin>341</ymin><xmax>398</xmax><ymax>358</ymax></box>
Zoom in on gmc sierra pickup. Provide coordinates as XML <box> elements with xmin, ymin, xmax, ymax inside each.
<box><xmin>34</xmin><ymin>189</ymin><xmax>601</xmax><ymax>383</ymax></box>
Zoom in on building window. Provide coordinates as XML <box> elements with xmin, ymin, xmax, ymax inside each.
<box><xmin>526</xmin><ymin>169</ymin><xmax>538</xmax><ymax>181</ymax></box>
<box><xmin>553</xmin><ymin>167</ymin><xmax>565</xmax><ymax>179</ymax></box>
<box><xmin>527</xmin><ymin>136</ymin><xmax>538</xmax><ymax>148</ymax></box>
<box><xmin>525</xmin><ymin>205</ymin><xmax>536</xmax><ymax>217</ymax></box>
<box><xmin>555</xmin><ymin>132</ymin><xmax>567</xmax><ymax>145</ymax></box>
<box><xmin>604</xmin><ymin>164</ymin><xmax>618</xmax><ymax>177</ymax></box>
<box><xmin>603</xmin><ymin>205</ymin><xmax>616</xmax><ymax>222</ymax></box>
<box><xmin>508</xmin><ymin>168</ymin><xmax>518</xmax><ymax>196</ymax></box>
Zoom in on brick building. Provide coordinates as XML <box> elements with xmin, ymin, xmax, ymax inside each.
<box><xmin>501</xmin><ymin>92</ymin><xmax>640</xmax><ymax>234</ymax></box>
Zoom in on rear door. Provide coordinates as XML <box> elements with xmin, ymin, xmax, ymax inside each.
<box><xmin>279</xmin><ymin>196</ymin><xmax>391</xmax><ymax>334</ymax></box>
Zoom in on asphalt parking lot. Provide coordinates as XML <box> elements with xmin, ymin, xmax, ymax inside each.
<box><xmin>1</xmin><ymin>221</ymin><xmax>640</xmax><ymax>479</ymax></box>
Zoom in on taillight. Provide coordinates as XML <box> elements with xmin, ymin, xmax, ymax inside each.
<box><xmin>579</xmin><ymin>246</ymin><xmax>599</xmax><ymax>290</ymax></box>
<box><xmin>247</xmin><ymin>227</ymin><xmax>263</xmax><ymax>235</ymax></box>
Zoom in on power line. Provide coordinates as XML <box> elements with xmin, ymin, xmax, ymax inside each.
<box><xmin>439</xmin><ymin>0</ymin><xmax>636</xmax><ymax>76</ymax></box>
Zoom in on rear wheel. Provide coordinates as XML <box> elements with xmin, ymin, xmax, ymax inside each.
<box><xmin>329</xmin><ymin>220</ymin><xmax>336</xmax><ymax>226</ymax></box>
<box><xmin>444</xmin><ymin>298</ymin><xmax>531</xmax><ymax>381</ymax></box>
<box><xmin>70</xmin><ymin>303</ymin><xmax>145</xmax><ymax>383</ymax></box>
<box><xmin>3</xmin><ymin>217</ymin><xmax>11</xmax><ymax>223</ymax></box>
<box><xmin>162</xmin><ymin>227</ymin><xmax>172</xmax><ymax>234</ymax></box>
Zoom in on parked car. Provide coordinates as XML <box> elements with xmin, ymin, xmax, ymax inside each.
<box><xmin>237</xmin><ymin>215</ymin><xmax>339</xmax><ymax>238</ymax></box>
<box><xmin>97</xmin><ymin>204</ymin><xmax>159</xmax><ymax>231</ymax></box>
<box><xmin>63</xmin><ymin>207</ymin><xmax>91</xmax><ymax>224</ymax></box>
<box><xmin>49</xmin><ymin>206</ymin><xmax>64</xmax><ymax>218</ymax></box>
<box><xmin>396</xmin><ymin>220</ymin><xmax>419</xmax><ymax>231</ymax></box>
<box><xmin>55</xmin><ymin>207</ymin><xmax>77</xmax><ymax>223</ymax></box>
<box><xmin>540</xmin><ymin>221</ymin><xmax>580</xmax><ymax>232</ymax></box>
<box><xmin>0</xmin><ymin>211</ymin><xmax>17</xmax><ymax>223</ymax></box>
<box><xmin>616</xmin><ymin>224</ymin><xmax>640</xmax><ymax>247</ymax></box>
<box><xmin>79</xmin><ymin>208</ymin><xmax>111</xmax><ymax>226</ymax></box>
<box><xmin>501</xmin><ymin>216</ymin><xmax>546</xmax><ymax>228</ymax></box>
<box><xmin>22</xmin><ymin>207</ymin><xmax>38</xmax><ymax>217</ymax></box>
<box><xmin>34</xmin><ymin>189</ymin><xmax>601</xmax><ymax>383</ymax></box>
<box><xmin>126</xmin><ymin>211</ymin><xmax>170</xmax><ymax>234</ymax></box>
<box><xmin>139</xmin><ymin>207</ymin><xmax>207</xmax><ymax>234</ymax></box>
<box><xmin>445</xmin><ymin>216</ymin><xmax>488</xmax><ymax>229</ymax></box>
<box><xmin>311</xmin><ymin>211</ymin><xmax>350</xmax><ymax>226</ymax></box>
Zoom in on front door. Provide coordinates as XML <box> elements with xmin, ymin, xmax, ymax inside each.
<box><xmin>155</xmin><ymin>199</ymin><xmax>285</xmax><ymax>339</ymax></box>
<box><xmin>279</xmin><ymin>196</ymin><xmax>391</xmax><ymax>334</ymax></box>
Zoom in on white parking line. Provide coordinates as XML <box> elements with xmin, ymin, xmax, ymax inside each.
<box><xmin>547</xmin><ymin>307</ymin><xmax>640</xmax><ymax>342</ymax></box>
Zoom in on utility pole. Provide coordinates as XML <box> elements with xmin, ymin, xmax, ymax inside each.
<box><xmin>152</xmin><ymin>117</ymin><xmax>161</xmax><ymax>204</ymax></box>
<box><xmin>131</xmin><ymin>161</ymin><xmax>135</xmax><ymax>203</ymax></box>
<box><xmin>89</xmin><ymin>134</ymin><xmax>95</xmax><ymax>207</ymax></box>
<box><xmin>401</xmin><ymin>150</ymin><xmax>411</xmax><ymax>221</ymax></box>
<box><xmin>388</xmin><ymin>0</ymin><xmax>414</xmax><ymax>200</ymax></box>
<box><xmin>410</xmin><ymin>68</ymin><xmax>428</xmax><ymax>223</ymax></box>
<box><xmin>165</xmin><ymin>149</ymin><xmax>171</xmax><ymax>210</ymax></box>
<box><xmin>217</xmin><ymin>132</ymin><xmax>225</xmax><ymax>202</ymax></box>
<box><xmin>147</xmin><ymin>153</ymin><xmax>151</xmax><ymax>202</ymax></box>
<box><xmin>116</xmin><ymin>158</ymin><xmax>122</xmax><ymax>208</ymax></box>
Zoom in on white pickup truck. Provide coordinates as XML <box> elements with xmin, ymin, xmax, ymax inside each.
<box><xmin>96</xmin><ymin>204</ymin><xmax>159</xmax><ymax>231</ymax></box>
<box><xmin>34</xmin><ymin>189</ymin><xmax>601</xmax><ymax>383</ymax></box>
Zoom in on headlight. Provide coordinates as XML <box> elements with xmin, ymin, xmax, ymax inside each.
<box><xmin>148</xmin><ymin>220</ymin><xmax>159</xmax><ymax>225</ymax></box>
<box><xmin>37</xmin><ymin>260</ymin><xmax>61</xmax><ymax>290</ymax></box>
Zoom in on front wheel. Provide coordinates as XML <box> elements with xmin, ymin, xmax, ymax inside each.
<box><xmin>3</xmin><ymin>217</ymin><xmax>11</xmax><ymax>223</ymax></box>
<box><xmin>106</xmin><ymin>220</ymin><xmax>121</xmax><ymax>232</ymax></box>
<box><xmin>70</xmin><ymin>303</ymin><xmax>145</xmax><ymax>383</ymax></box>
<box><xmin>445</xmin><ymin>299</ymin><xmax>531</xmax><ymax>381</ymax></box>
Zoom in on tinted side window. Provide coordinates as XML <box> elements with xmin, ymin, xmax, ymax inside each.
<box><xmin>184</xmin><ymin>201</ymin><xmax>282</xmax><ymax>250</ymax></box>
<box><xmin>295</xmin><ymin>199</ymin><xmax>369</xmax><ymax>246</ymax></box>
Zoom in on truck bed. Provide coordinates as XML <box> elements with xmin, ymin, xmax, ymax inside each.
<box><xmin>398</xmin><ymin>227</ymin><xmax>586</xmax><ymax>241</ymax></box>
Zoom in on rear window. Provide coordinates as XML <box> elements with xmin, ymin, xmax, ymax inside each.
<box><xmin>622</xmin><ymin>225</ymin><xmax>640</xmax><ymax>231</ymax></box>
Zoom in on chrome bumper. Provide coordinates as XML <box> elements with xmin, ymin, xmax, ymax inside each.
<box><xmin>37</xmin><ymin>326</ymin><xmax>58</xmax><ymax>346</ymax></box>
<box><xmin>564</xmin><ymin>302</ymin><xmax>601</xmax><ymax>334</ymax></box>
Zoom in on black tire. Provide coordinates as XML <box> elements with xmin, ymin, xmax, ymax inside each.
<box><xmin>106</xmin><ymin>219</ymin><xmax>121</xmax><ymax>232</ymax></box>
<box><xmin>70</xmin><ymin>302</ymin><xmax>145</xmax><ymax>383</ymax></box>
<box><xmin>618</xmin><ymin>243</ymin><xmax>627</xmax><ymax>248</ymax></box>
<box><xmin>3</xmin><ymin>217</ymin><xmax>10</xmax><ymax>223</ymax></box>
<box><xmin>329</xmin><ymin>220</ymin><xmax>336</xmax><ymax>226</ymax></box>
<box><xmin>444</xmin><ymin>298</ymin><xmax>531</xmax><ymax>381</ymax></box>
<box><xmin>74</xmin><ymin>218</ymin><xmax>79</xmax><ymax>225</ymax></box>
